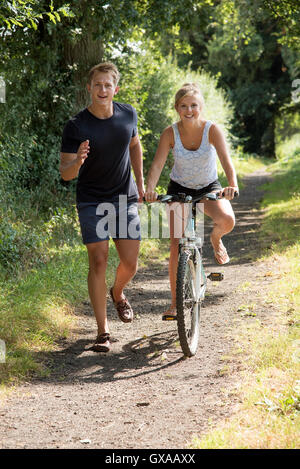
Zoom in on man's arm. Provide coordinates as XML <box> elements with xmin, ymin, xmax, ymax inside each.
<box><xmin>129</xmin><ymin>134</ymin><xmax>144</xmax><ymax>202</ymax></box>
<box><xmin>59</xmin><ymin>140</ymin><xmax>90</xmax><ymax>181</ymax></box>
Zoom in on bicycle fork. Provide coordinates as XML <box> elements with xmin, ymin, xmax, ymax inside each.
<box><xmin>194</xmin><ymin>247</ymin><xmax>207</xmax><ymax>301</ymax></box>
<box><xmin>183</xmin><ymin>245</ymin><xmax>224</xmax><ymax>303</ymax></box>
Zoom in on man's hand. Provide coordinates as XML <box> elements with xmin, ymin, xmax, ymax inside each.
<box><xmin>136</xmin><ymin>181</ymin><xmax>145</xmax><ymax>203</ymax></box>
<box><xmin>60</xmin><ymin>140</ymin><xmax>90</xmax><ymax>181</ymax></box>
<box><xmin>76</xmin><ymin>140</ymin><xmax>90</xmax><ymax>167</ymax></box>
<box><xmin>144</xmin><ymin>189</ymin><xmax>158</xmax><ymax>202</ymax></box>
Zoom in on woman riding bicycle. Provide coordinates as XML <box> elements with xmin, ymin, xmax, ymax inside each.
<box><xmin>144</xmin><ymin>83</ymin><xmax>238</xmax><ymax>320</ymax></box>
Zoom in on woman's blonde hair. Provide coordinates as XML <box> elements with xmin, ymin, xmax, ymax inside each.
<box><xmin>174</xmin><ymin>83</ymin><xmax>204</xmax><ymax>109</ymax></box>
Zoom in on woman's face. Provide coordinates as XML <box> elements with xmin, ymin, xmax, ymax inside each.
<box><xmin>176</xmin><ymin>94</ymin><xmax>202</xmax><ymax>123</ymax></box>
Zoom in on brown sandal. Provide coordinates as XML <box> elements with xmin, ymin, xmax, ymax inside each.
<box><xmin>91</xmin><ymin>332</ymin><xmax>110</xmax><ymax>353</ymax></box>
<box><xmin>110</xmin><ymin>287</ymin><xmax>133</xmax><ymax>323</ymax></box>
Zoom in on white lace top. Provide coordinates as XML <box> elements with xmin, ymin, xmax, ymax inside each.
<box><xmin>170</xmin><ymin>120</ymin><xmax>218</xmax><ymax>189</ymax></box>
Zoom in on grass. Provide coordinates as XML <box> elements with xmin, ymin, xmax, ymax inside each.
<box><xmin>191</xmin><ymin>141</ymin><xmax>300</xmax><ymax>449</ymax></box>
<box><xmin>0</xmin><ymin>235</ymin><xmax>161</xmax><ymax>394</ymax></box>
<box><xmin>259</xmin><ymin>157</ymin><xmax>300</xmax><ymax>252</ymax></box>
<box><xmin>0</xmin><ymin>151</ymin><xmax>269</xmax><ymax>394</ymax></box>
<box><xmin>191</xmin><ymin>318</ymin><xmax>300</xmax><ymax>448</ymax></box>
<box><xmin>0</xmin><ymin>244</ymin><xmax>88</xmax><ymax>389</ymax></box>
<box><xmin>218</xmin><ymin>149</ymin><xmax>268</xmax><ymax>189</ymax></box>
<box><xmin>1</xmin><ymin>147</ymin><xmax>298</xmax><ymax>445</ymax></box>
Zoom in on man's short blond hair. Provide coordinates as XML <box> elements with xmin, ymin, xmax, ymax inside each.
<box><xmin>87</xmin><ymin>62</ymin><xmax>120</xmax><ymax>86</ymax></box>
<box><xmin>175</xmin><ymin>83</ymin><xmax>204</xmax><ymax>109</ymax></box>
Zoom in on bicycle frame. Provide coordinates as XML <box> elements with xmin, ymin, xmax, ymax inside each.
<box><xmin>179</xmin><ymin>201</ymin><xmax>206</xmax><ymax>302</ymax></box>
<box><xmin>146</xmin><ymin>189</ymin><xmax>236</xmax><ymax>357</ymax></box>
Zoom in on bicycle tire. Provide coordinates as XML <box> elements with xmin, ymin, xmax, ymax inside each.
<box><xmin>176</xmin><ymin>249</ymin><xmax>201</xmax><ymax>357</ymax></box>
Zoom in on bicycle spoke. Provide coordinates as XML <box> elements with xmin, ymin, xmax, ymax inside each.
<box><xmin>176</xmin><ymin>250</ymin><xmax>201</xmax><ymax>357</ymax></box>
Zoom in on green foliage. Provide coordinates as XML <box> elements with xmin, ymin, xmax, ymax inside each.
<box><xmin>0</xmin><ymin>217</ymin><xmax>48</xmax><ymax>274</ymax></box>
<box><xmin>0</xmin><ymin>202</ymin><xmax>80</xmax><ymax>276</ymax></box>
<box><xmin>262</xmin><ymin>0</ymin><xmax>300</xmax><ymax>48</ymax></box>
<box><xmin>115</xmin><ymin>41</ymin><xmax>233</xmax><ymax>187</ymax></box>
<box><xmin>0</xmin><ymin>1</ymin><xmax>199</xmax><ymax>278</ymax></box>
<box><xmin>0</xmin><ymin>243</ymin><xmax>88</xmax><ymax>384</ymax></box>
<box><xmin>260</xmin><ymin>147</ymin><xmax>300</xmax><ymax>252</ymax></box>
<box><xmin>205</xmin><ymin>0</ymin><xmax>294</xmax><ymax>157</ymax></box>
<box><xmin>0</xmin><ymin>0</ymin><xmax>298</xmax><ymax>278</ymax></box>
<box><xmin>0</xmin><ymin>0</ymin><xmax>73</xmax><ymax>34</ymax></box>
<box><xmin>159</xmin><ymin>0</ymin><xmax>299</xmax><ymax>157</ymax></box>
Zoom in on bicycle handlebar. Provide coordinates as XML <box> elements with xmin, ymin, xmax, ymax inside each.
<box><xmin>144</xmin><ymin>190</ymin><xmax>238</xmax><ymax>204</ymax></box>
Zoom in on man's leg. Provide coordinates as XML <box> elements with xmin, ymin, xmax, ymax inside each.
<box><xmin>111</xmin><ymin>239</ymin><xmax>140</xmax><ymax>301</ymax></box>
<box><xmin>86</xmin><ymin>240</ymin><xmax>110</xmax><ymax>335</ymax></box>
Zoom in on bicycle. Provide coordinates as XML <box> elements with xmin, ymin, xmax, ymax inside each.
<box><xmin>154</xmin><ymin>190</ymin><xmax>237</xmax><ymax>357</ymax></box>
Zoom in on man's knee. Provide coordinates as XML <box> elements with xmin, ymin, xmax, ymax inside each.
<box><xmin>122</xmin><ymin>257</ymin><xmax>138</xmax><ymax>275</ymax></box>
<box><xmin>89</xmin><ymin>251</ymin><xmax>108</xmax><ymax>274</ymax></box>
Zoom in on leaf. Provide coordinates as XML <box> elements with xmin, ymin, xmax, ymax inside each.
<box><xmin>30</xmin><ymin>19</ymin><xmax>37</xmax><ymax>30</ymax></box>
<box><xmin>46</xmin><ymin>12</ymin><xmax>56</xmax><ymax>23</ymax></box>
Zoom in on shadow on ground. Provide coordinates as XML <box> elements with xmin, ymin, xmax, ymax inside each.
<box><xmin>32</xmin><ymin>329</ymin><xmax>184</xmax><ymax>385</ymax></box>
<box><xmin>31</xmin><ymin>170</ymin><xmax>272</xmax><ymax>386</ymax></box>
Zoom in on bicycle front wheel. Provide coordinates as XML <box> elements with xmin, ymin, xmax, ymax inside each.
<box><xmin>176</xmin><ymin>249</ymin><xmax>201</xmax><ymax>357</ymax></box>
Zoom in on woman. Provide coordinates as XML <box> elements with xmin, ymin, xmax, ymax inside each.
<box><xmin>144</xmin><ymin>83</ymin><xmax>238</xmax><ymax>320</ymax></box>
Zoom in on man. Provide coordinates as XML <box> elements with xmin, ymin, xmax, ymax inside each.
<box><xmin>60</xmin><ymin>62</ymin><xmax>144</xmax><ymax>353</ymax></box>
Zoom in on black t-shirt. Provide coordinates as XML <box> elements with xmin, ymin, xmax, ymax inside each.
<box><xmin>61</xmin><ymin>102</ymin><xmax>139</xmax><ymax>204</ymax></box>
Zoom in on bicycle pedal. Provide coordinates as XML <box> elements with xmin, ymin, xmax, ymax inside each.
<box><xmin>207</xmin><ymin>272</ymin><xmax>224</xmax><ymax>281</ymax></box>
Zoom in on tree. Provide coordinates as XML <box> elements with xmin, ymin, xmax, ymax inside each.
<box><xmin>159</xmin><ymin>0</ymin><xmax>299</xmax><ymax>157</ymax></box>
<box><xmin>0</xmin><ymin>0</ymin><xmax>72</xmax><ymax>34</ymax></box>
<box><xmin>0</xmin><ymin>0</ymin><xmax>207</xmax><ymax>201</ymax></box>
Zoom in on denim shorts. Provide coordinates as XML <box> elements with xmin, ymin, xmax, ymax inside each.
<box><xmin>77</xmin><ymin>197</ymin><xmax>141</xmax><ymax>244</ymax></box>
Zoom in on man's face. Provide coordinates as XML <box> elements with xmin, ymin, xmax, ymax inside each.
<box><xmin>87</xmin><ymin>71</ymin><xmax>119</xmax><ymax>106</ymax></box>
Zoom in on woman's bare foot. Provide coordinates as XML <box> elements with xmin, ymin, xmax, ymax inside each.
<box><xmin>210</xmin><ymin>236</ymin><xmax>230</xmax><ymax>265</ymax></box>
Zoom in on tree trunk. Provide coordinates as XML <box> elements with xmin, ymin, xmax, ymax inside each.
<box><xmin>64</xmin><ymin>32</ymin><xmax>104</xmax><ymax>109</ymax></box>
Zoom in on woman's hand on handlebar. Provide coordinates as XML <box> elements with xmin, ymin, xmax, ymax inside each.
<box><xmin>221</xmin><ymin>186</ymin><xmax>239</xmax><ymax>200</ymax></box>
<box><xmin>144</xmin><ymin>190</ymin><xmax>158</xmax><ymax>203</ymax></box>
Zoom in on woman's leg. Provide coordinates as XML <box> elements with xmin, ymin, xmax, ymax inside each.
<box><xmin>202</xmin><ymin>198</ymin><xmax>235</xmax><ymax>264</ymax></box>
<box><xmin>164</xmin><ymin>202</ymin><xmax>188</xmax><ymax>317</ymax></box>
<box><xmin>167</xmin><ymin>236</ymin><xmax>180</xmax><ymax>314</ymax></box>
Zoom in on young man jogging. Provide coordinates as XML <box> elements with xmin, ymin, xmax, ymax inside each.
<box><xmin>60</xmin><ymin>62</ymin><xmax>144</xmax><ymax>353</ymax></box>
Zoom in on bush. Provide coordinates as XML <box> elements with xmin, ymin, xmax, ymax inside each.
<box><xmin>0</xmin><ymin>218</ymin><xmax>49</xmax><ymax>274</ymax></box>
<box><xmin>0</xmin><ymin>41</ymin><xmax>233</xmax><ymax>276</ymax></box>
<box><xmin>115</xmin><ymin>46</ymin><xmax>233</xmax><ymax>188</ymax></box>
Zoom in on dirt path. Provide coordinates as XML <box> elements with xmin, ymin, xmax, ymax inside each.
<box><xmin>0</xmin><ymin>169</ymin><xmax>277</xmax><ymax>449</ymax></box>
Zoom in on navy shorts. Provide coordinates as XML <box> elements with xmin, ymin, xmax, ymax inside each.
<box><xmin>77</xmin><ymin>198</ymin><xmax>141</xmax><ymax>244</ymax></box>
<box><xmin>167</xmin><ymin>179</ymin><xmax>222</xmax><ymax>198</ymax></box>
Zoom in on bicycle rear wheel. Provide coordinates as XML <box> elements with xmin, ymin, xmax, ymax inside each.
<box><xmin>176</xmin><ymin>249</ymin><xmax>201</xmax><ymax>357</ymax></box>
